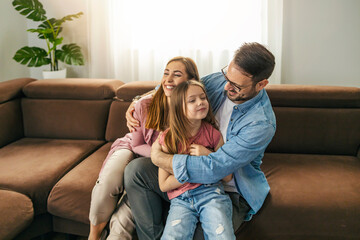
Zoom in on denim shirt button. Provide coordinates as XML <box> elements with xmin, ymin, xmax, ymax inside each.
<box><xmin>234</xmin><ymin>106</ymin><xmax>238</xmax><ymax>110</ymax></box>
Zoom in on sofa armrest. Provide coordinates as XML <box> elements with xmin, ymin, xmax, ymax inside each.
<box><xmin>0</xmin><ymin>78</ymin><xmax>36</xmax><ymax>147</ymax></box>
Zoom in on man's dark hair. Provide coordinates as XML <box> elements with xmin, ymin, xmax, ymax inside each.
<box><xmin>234</xmin><ymin>42</ymin><xmax>275</xmax><ymax>84</ymax></box>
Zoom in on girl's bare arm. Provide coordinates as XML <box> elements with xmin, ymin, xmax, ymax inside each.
<box><xmin>158</xmin><ymin>168</ymin><xmax>183</xmax><ymax>192</ymax></box>
<box><xmin>158</xmin><ymin>139</ymin><xmax>184</xmax><ymax>192</ymax></box>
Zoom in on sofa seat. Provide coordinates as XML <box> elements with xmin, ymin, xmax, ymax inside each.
<box><xmin>0</xmin><ymin>138</ymin><xmax>105</xmax><ymax>215</ymax></box>
<box><xmin>48</xmin><ymin>143</ymin><xmax>112</xmax><ymax>234</ymax></box>
<box><xmin>237</xmin><ymin>153</ymin><xmax>360</xmax><ymax>240</ymax></box>
<box><xmin>0</xmin><ymin>190</ymin><xmax>34</xmax><ymax>240</ymax></box>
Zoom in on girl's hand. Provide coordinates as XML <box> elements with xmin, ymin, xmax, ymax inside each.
<box><xmin>189</xmin><ymin>144</ymin><xmax>212</xmax><ymax>156</ymax></box>
<box><xmin>126</xmin><ymin>101</ymin><xmax>139</xmax><ymax>132</ymax></box>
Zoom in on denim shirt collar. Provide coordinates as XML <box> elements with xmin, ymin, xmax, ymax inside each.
<box><xmin>223</xmin><ymin>88</ymin><xmax>265</xmax><ymax>114</ymax></box>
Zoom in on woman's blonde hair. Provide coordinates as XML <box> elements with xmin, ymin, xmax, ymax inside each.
<box><xmin>164</xmin><ymin>80</ymin><xmax>218</xmax><ymax>154</ymax></box>
<box><xmin>146</xmin><ymin>57</ymin><xmax>200</xmax><ymax>131</ymax></box>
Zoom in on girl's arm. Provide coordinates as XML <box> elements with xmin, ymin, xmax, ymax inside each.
<box><xmin>158</xmin><ymin>168</ymin><xmax>184</xmax><ymax>192</ymax></box>
<box><xmin>158</xmin><ymin>137</ymin><xmax>184</xmax><ymax>192</ymax></box>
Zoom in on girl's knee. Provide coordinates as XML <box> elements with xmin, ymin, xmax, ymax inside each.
<box><xmin>214</xmin><ymin>224</ymin><xmax>235</xmax><ymax>239</ymax></box>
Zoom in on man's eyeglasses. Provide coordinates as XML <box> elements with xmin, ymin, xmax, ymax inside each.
<box><xmin>221</xmin><ymin>66</ymin><xmax>251</xmax><ymax>92</ymax></box>
<box><xmin>221</xmin><ymin>66</ymin><xmax>245</xmax><ymax>92</ymax></box>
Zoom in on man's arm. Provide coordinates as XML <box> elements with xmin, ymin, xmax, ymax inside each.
<box><xmin>151</xmin><ymin>138</ymin><xmax>174</xmax><ymax>174</ymax></box>
<box><xmin>190</xmin><ymin>137</ymin><xmax>232</xmax><ymax>182</ymax></box>
<box><xmin>172</xmin><ymin>122</ymin><xmax>275</xmax><ymax>184</ymax></box>
<box><xmin>214</xmin><ymin>137</ymin><xmax>233</xmax><ymax>182</ymax></box>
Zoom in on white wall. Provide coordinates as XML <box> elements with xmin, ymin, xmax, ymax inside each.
<box><xmin>1</xmin><ymin>0</ymin><xmax>360</xmax><ymax>86</ymax></box>
<box><xmin>0</xmin><ymin>1</ymin><xmax>29</xmax><ymax>82</ymax></box>
<box><xmin>282</xmin><ymin>0</ymin><xmax>360</xmax><ymax>87</ymax></box>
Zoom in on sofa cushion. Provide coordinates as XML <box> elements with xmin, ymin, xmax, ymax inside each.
<box><xmin>22</xmin><ymin>99</ymin><xmax>112</xmax><ymax>140</ymax></box>
<box><xmin>266</xmin><ymin>84</ymin><xmax>360</xmax><ymax>108</ymax></box>
<box><xmin>0</xmin><ymin>138</ymin><xmax>104</xmax><ymax>215</ymax></box>
<box><xmin>267</xmin><ymin>107</ymin><xmax>360</xmax><ymax>155</ymax></box>
<box><xmin>0</xmin><ymin>190</ymin><xmax>34</xmax><ymax>240</ymax></box>
<box><xmin>0</xmin><ymin>78</ymin><xmax>35</xmax><ymax>103</ymax></box>
<box><xmin>237</xmin><ymin>153</ymin><xmax>360</xmax><ymax>240</ymax></box>
<box><xmin>48</xmin><ymin>143</ymin><xmax>111</xmax><ymax>224</ymax></box>
<box><xmin>23</xmin><ymin>78</ymin><xmax>123</xmax><ymax>100</ymax></box>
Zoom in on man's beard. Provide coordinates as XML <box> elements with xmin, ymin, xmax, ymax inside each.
<box><xmin>226</xmin><ymin>88</ymin><xmax>258</xmax><ymax>103</ymax></box>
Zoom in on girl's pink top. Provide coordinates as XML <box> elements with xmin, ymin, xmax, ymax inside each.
<box><xmin>159</xmin><ymin>121</ymin><xmax>221</xmax><ymax>200</ymax></box>
<box><xmin>100</xmin><ymin>95</ymin><xmax>159</xmax><ymax>173</ymax></box>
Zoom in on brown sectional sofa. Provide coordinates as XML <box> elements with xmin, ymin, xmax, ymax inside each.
<box><xmin>0</xmin><ymin>78</ymin><xmax>359</xmax><ymax>240</ymax></box>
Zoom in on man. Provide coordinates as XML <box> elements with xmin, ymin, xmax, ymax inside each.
<box><xmin>124</xmin><ymin>42</ymin><xmax>276</xmax><ymax>240</ymax></box>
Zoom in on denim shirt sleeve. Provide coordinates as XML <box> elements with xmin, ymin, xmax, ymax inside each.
<box><xmin>173</xmin><ymin>121</ymin><xmax>275</xmax><ymax>184</ymax></box>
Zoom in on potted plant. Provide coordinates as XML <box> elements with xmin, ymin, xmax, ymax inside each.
<box><xmin>12</xmin><ymin>0</ymin><xmax>85</xmax><ymax>79</ymax></box>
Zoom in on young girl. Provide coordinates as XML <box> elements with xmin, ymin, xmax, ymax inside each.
<box><xmin>158</xmin><ymin>80</ymin><xmax>235</xmax><ymax>240</ymax></box>
<box><xmin>88</xmin><ymin>57</ymin><xmax>200</xmax><ymax>240</ymax></box>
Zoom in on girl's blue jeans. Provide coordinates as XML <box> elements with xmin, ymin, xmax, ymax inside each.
<box><xmin>124</xmin><ymin>157</ymin><xmax>250</xmax><ymax>240</ymax></box>
<box><xmin>161</xmin><ymin>183</ymin><xmax>235</xmax><ymax>240</ymax></box>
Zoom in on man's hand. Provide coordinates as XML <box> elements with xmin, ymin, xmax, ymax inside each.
<box><xmin>126</xmin><ymin>101</ymin><xmax>139</xmax><ymax>132</ymax></box>
<box><xmin>151</xmin><ymin>136</ymin><xmax>174</xmax><ymax>174</ymax></box>
<box><xmin>189</xmin><ymin>144</ymin><xmax>212</xmax><ymax>156</ymax></box>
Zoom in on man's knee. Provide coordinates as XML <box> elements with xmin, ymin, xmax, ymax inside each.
<box><xmin>124</xmin><ymin>157</ymin><xmax>150</xmax><ymax>189</ymax></box>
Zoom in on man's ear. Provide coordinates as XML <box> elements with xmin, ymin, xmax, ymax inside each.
<box><xmin>256</xmin><ymin>79</ymin><xmax>269</xmax><ymax>92</ymax></box>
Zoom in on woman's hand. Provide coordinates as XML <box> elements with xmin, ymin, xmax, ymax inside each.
<box><xmin>126</xmin><ymin>101</ymin><xmax>139</xmax><ymax>132</ymax></box>
<box><xmin>189</xmin><ymin>144</ymin><xmax>212</xmax><ymax>156</ymax></box>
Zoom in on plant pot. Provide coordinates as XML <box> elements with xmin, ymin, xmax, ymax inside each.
<box><xmin>42</xmin><ymin>68</ymin><xmax>67</xmax><ymax>79</ymax></box>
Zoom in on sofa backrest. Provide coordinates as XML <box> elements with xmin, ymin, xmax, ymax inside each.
<box><xmin>21</xmin><ymin>78</ymin><xmax>124</xmax><ymax>140</ymax></box>
<box><xmin>0</xmin><ymin>78</ymin><xmax>36</xmax><ymax>147</ymax></box>
<box><xmin>265</xmin><ymin>84</ymin><xmax>360</xmax><ymax>156</ymax></box>
<box><xmin>107</xmin><ymin>81</ymin><xmax>360</xmax><ymax>156</ymax></box>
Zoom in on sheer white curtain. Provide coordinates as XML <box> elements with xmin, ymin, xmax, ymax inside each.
<box><xmin>87</xmin><ymin>0</ymin><xmax>282</xmax><ymax>83</ymax></box>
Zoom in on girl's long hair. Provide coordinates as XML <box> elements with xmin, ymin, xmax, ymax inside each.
<box><xmin>164</xmin><ymin>80</ymin><xmax>218</xmax><ymax>154</ymax></box>
<box><xmin>145</xmin><ymin>57</ymin><xmax>200</xmax><ymax>131</ymax></box>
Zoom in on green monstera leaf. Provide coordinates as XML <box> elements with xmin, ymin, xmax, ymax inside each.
<box><xmin>56</xmin><ymin>44</ymin><xmax>84</xmax><ymax>66</ymax></box>
<box><xmin>12</xmin><ymin>0</ymin><xmax>46</xmax><ymax>22</ymax></box>
<box><xmin>13</xmin><ymin>46</ymin><xmax>51</xmax><ymax>67</ymax></box>
<box><xmin>12</xmin><ymin>0</ymin><xmax>85</xmax><ymax>70</ymax></box>
<box><xmin>56</xmin><ymin>12</ymin><xmax>84</xmax><ymax>25</ymax></box>
<box><xmin>36</xmin><ymin>18</ymin><xmax>63</xmax><ymax>41</ymax></box>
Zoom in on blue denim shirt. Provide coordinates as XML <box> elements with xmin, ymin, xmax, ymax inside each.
<box><xmin>172</xmin><ymin>72</ymin><xmax>276</xmax><ymax>220</ymax></box>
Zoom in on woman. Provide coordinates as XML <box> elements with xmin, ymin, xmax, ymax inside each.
<box><xmin>88</xmin><ymin>56</ymin><xmax>200</xmax><ymax>240</ymax></box>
